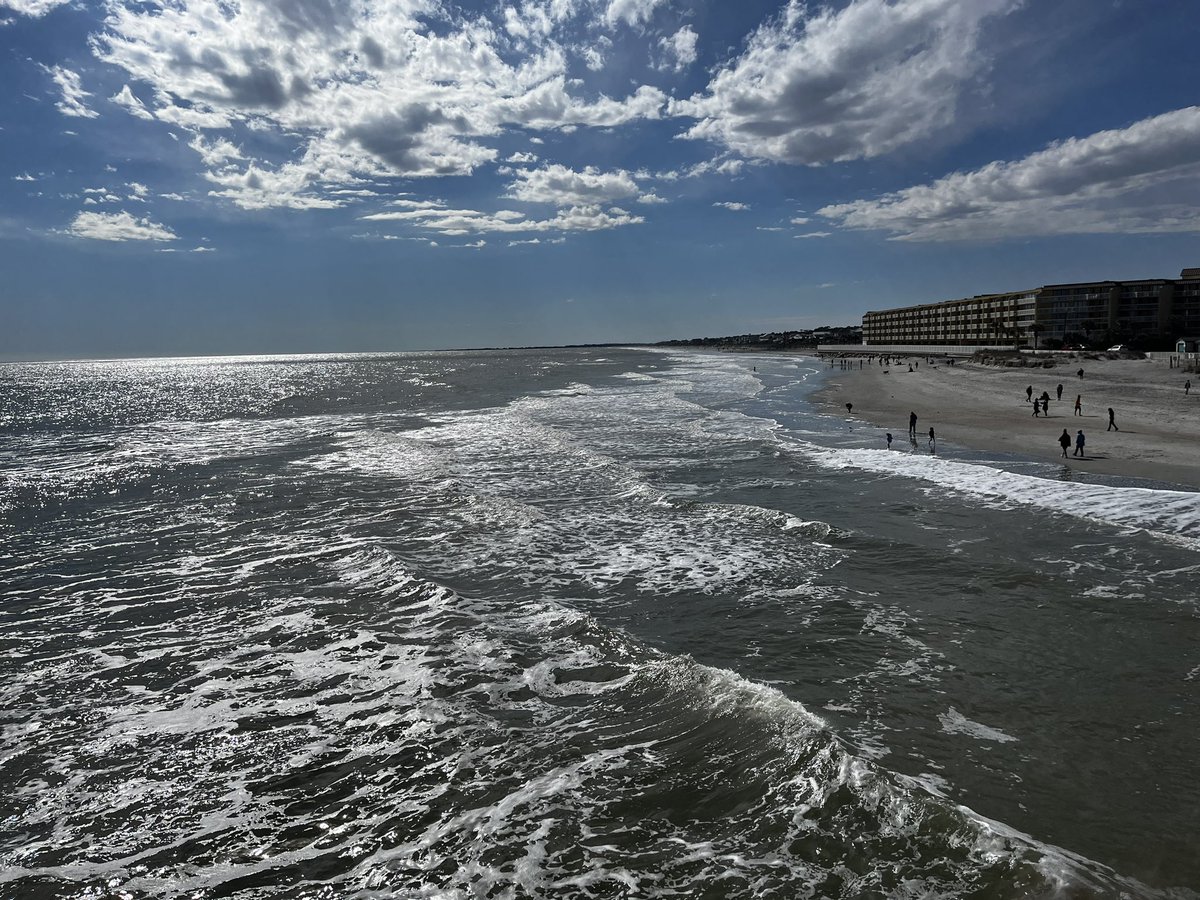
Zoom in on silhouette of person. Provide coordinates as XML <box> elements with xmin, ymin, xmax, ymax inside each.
<box><xmin>1059</xmin><ymin>429</ymin><xmax>1071</xmax><ymax>457</ymax></box>
<box><xmin>1074</xmin><ymin>430</ymin><xmax>1085</xmax><ymax>457</ymax></box>
<box><xmin>909</xmin><ymin>411</ymin><xmax>917</xmax><ymax>438</ymax></box>
<box><xmin>846</xmin><ymin>402</ymin><xmax>853</xmax><ymax>414</ymax></box>
<box><xmin>1032</xmin><ymin>399</ymin><xmax>1040</xmax><ymax>417</ymax></box>
<box><xmin>1026</xmin><ymin>385</ymin><xmax>1033</xmax><ymax>403</ymax></box>
<box><xmin>1107</xmin><ymin>407</ymin><xmax>1118</xmax><ymax>431</ymax></box>
<box><xmin>1056</xmin><ymin>383</ymin><xmax>1063</xmax><ymax>401</ymax></box>
<box><xmin>1041</xmin><ymin>397</ymin><xmax>1049</xmax><ymax>416</ymax></box>
<box><xmin>1074</xmin><ymin>395</ymin><xmax>1082</xmax><ymax>416</ymax></box>
<box><xmin>1077</xmin><ymin>368</ymin><xmax>1084</xmax><ymax>379</ymax></box>
<box><xmin>927</xmin><ymin>427</ymin><xmax>935</xmax><ymax>453</ymax></box>
<box><xmin>1186</xmin><ymin>380</ymin><xmax>1191</xmax><ymax>395</ymax></box>
<box><xmin>886</xmin><ymin>432</ymin><xmax>893</xmax><ymax>449</ymax></box>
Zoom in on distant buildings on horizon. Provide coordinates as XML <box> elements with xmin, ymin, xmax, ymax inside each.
<box><xmin>861</xmin><ymin>268</ymin><xmax>1200</xmax><ymax>352</ymax></box>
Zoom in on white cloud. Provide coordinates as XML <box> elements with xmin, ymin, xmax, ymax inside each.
<box><xmin>0</xmin><ymin>0</ymin><xmax>70</xmax><ymax>16</ymax></box>
<box><xmin>506</xmin><ymin>164</ymin><xmax>645</xmax><ymax>205</ymax></box>
<box><xmin>67</xmin><ymin>210</ymin><xmax>177</xmax><ymax>242</ymax></box>
<box><xmin>658</xmin><ymin>25</ymin><xmax>697</xmax><ymax>71</ymax></box>
<box><xmin>110</xmin><ymin>84</ymin><xmax>154</xmax><ymax>120</ymax></box>
<box><xmin>507</xmin><ymin>151</ymin><xmax>540</xmax><ymax>163</ymax></box>
<box><xmin>190</xmin><ymin>135</ymin><xmax>244</xmax><ymax>167</ymax></box>
<box><xmin>713</xmin><ymin>201</ymin><xmax>750</xmax><ymax>211</ymax></box>
<box><xmin>818</xmin><ymin>106</ymin><xmax>1200</xmax><ymax>241</ymax></box>
<box><xmin>794</xmin><ymin>231</ymin><xmax>831</xmax><ymax>239</ymax></box>
<box><xmin>686</xmin><ymin>157</ymin><xmax>745</xmax><ymax>178</ymax></box>
<box><xmin>13</xmin><ymin>173</ymin><xmax>37</xmax><ymax>181</ymax></box>
<box><xmin>603</xmin><ymin>0</ymin><xmax>668</xmax><ymax>28</ymax></box>
<box><xmin>127</xmin><ymin>182</ymin><xmax>149</xmax><ymax>197</ymax></box>
<box><xmin>582</xmin><ymin>44</ymin><xmax>606</xmax><ymax>72</ymax></box>
<box><xmin>361</xmin><ymin>202</ymin><xmax>642</xmax><ymax>235</ymax></box>
<box><xmin>44</xmin><ymin>65</ymin><xmax>98</xmax><ymax>119</ymax></box>
<box><xmin>671</xmin><ymin>0</ymin><xmax>1017</xmax><ymax>165</ymax></box>
<box><xmin>790</xmin><ymin>216</ymin><xmax>810</xmax><ymax>225</ymax></box>
<box><xmin>91</xmin><ymin>0</ymin><xmax>667</xmax><ymax>210</ymax></box>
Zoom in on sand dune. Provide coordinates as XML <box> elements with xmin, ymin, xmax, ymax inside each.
<box><xmin>812</xmin><ymin>355</ymin><xmax>1200</xmax><ymax>491</ymax></box>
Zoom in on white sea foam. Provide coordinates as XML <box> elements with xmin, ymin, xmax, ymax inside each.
<box><xmin>939</xmin><ymin>707</ymin><xmax>1019</xmax><ymax>743</ymax></box>
<box><xmin>793</xmin><ymin>439</ymin><xmax>1200</xmax><ymax>546</ymax></box>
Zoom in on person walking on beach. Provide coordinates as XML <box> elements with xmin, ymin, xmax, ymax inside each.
<box><xmin>1074</xmin><ymin>430</ymin><xmax>1086</xmax><ymax>457</ymax></box>
<box><xmin>1107</xmin><ymin>407</ymin><xmax>1118</xmax><ymax>431</ymax></box>
<box><xmin>1026</xmin><ymin>385</ymin><xmax>1033</xmax><ymax>403</ymax></box>
<box><xmin>1056</xmin><ymin>383</ymin><xmax>1063</xmax><ymax>401</ymax></box>
<box><xmin>909</xmin><ymin>411</ymin><xmax>918</xmax><ymax>438</ymax></box>
<box><xmin>1077</xmin><ymin>368</ymin><xmax>1084</xmax><ymax>379</ymax></box>
<box><xmin>1032</xmin><ymin>398</ymin><xmax>1041</xmax><ymax>417</ymax></box>
<box><xmin>927</xmin><ymin>427</ymin><xmax>936</xmax><ymax>453</ymax></box>
<box><xmin>1059</xmin><ymin>429</ymin><xmax>1071</xmax><ymax>458</ymax></box>
<box><xmin>846</xmin><ymin>402</ymin><xmax>853</xmax><ymax>414</ymax></box>
<box><xmin>1074</xmin><ymin>395</ymin><xmax>1082</xmax><ymax>416</ymax></box>
<box><xmin>1186</xmin><ymin>379</ymin><xmax>1191</xmax><ymax>395</ymax></box>
<box><xmin>886</xmin><ymin>432</ymin><xmax>893</xmax><ymax>450</ymax></box>
<box><xmin>1041</xmin><ymin>396</ymin><xmax>1049</xmax><ymax>416</ymax></box>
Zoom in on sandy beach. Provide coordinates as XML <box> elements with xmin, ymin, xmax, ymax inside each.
<box><xmin>812</xmin><ymin>355</ymin><xmax>1200</xmax><ymax>491</ymax></box>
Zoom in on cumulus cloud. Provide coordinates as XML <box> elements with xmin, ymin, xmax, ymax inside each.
<box><xmin>713</xmin><ymin>201</ymin><xmax>750</xmax><ymax>211</ymax></box>
<box><xmin>89</xmin><ymin>0</ymin><xmax>667</xmax><ymax>210</ymax></box>
<box><xmin>67</xmin><ymin>210</ymin><xmax>177</xmax><ymax>241</ymax></box>
<box><xmin>44</xmin><ymin>65</ymin><xmax>98</xmax><ymax>119</ymax></box>
<box><xmin>658</xmin><ymin>25</ymin><xmax>698</xmax><ymax>71</ymax></box>
<box><xmin>603</xmin><ymin>0</ymin><xmax>668</xmax><ymax>28</ymax></box>
<box><xmin>0</xmin><ymin>0</ymin><xmax>71</xmax><ymax>16</ymax></box>
<box><xmin>671</xmin><ymin>0</ymin><xmax>1017</xmax><ymax>165</ymax></box>
<box><xmin>818</xmin><ymin>106</ymin><xmax>1200</xmax><ymax>241</ymax></box>
<box><xmin>506</xmin><ymin>164</ymin><xmax>646</xmax><ymax>205</ymax></box>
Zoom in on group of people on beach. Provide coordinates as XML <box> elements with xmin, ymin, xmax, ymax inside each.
<box><xmin>884</xmin><ymin>411</ymin><xmax>936</xmax><ymax>453</ymax></box>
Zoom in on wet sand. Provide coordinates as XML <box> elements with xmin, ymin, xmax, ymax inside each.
<box><xmin>812</xmin><ymin>356</ymin><xmax>1200</xmax><ymax>491</ymax></box>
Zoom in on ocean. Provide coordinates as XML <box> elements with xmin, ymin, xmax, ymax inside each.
<box><xmin>1</xmin><ymin>347</ymin><xmax>1197</xmax><ymax>899</ymax></box>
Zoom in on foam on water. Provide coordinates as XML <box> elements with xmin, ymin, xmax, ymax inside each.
<box><xmin>3</xmin><ymin>349</ymin><xmax>1196</xmax><ymax>897</ymax></box>
<box><xmin>791</xmin><ymin>439</ymin><xmax>1200</xmax><ymax>547</ymax></box>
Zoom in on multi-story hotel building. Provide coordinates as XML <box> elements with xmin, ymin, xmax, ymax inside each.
<box><xmin>862</xmin><ymin>268</ymin><xmax>1200</xmax><ymax>348</ymax></box>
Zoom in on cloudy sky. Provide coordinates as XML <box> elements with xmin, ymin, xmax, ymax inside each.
<box><xmin>3</xmin><ymin>0</ymin><xmax>1200</xmax><ymax>358</ymax></box>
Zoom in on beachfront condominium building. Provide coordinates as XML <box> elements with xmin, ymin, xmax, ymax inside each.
<box><xmin>862</xmin><ymin>268</ymin><xmax>1200</xmax><ymax>349</ymax></box>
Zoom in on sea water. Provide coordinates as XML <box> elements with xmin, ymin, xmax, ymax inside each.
<box><xmin>1</xmin><ymin>348</ymin><xmax>1197</xmax><ymax>898</ymax></box>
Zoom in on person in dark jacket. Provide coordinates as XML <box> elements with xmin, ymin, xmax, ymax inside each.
<box><xmin>1107</xmin><ymin>408</ymin><xmax>1118</xmax><ymax>431</ymax></box>
<box><xmin>1059</xmin><ymin>429</ymin><xmax>1071</xmax><ymax>458</ymax></box>
<box><xmin>1074</xmin><ymin>430</ymin><xmax>1086</xmax><ymax>457</ymax></box>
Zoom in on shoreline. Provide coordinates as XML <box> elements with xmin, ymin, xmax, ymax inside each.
<box><xmin>808</xmin><ymin>355</ymin><xmax>1200</xmax><ymax>492</ymax></box>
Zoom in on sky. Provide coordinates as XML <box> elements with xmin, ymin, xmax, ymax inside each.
<box><xmin>3</xmin><ymin>0</ymin><xmax>1200</xmax><ymax>359</ymax></box>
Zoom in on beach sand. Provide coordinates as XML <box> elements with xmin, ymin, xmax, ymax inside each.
<box><xmin>812</xmin><ymin>355</ymin><xmax>1200</xmax><ymax>491</ymax></box>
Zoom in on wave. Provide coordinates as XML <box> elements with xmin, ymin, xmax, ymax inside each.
<box><xmin>790</xmin><ymin>439</ymin><xmax>1200</xmax><ymax>547</ymax></box>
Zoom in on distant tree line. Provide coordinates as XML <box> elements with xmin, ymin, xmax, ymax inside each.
<box><xmin>656</xmin><ymin>326</ymin><xmax>862</xmax><ymax>350</ymax></box>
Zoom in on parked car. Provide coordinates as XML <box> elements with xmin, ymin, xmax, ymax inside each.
<box><xmin>1107</xmin><ymin>344</ymin><xmax>1130</xmax><ymax>352</ymax></box>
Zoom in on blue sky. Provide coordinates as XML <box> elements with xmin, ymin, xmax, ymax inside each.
<box><xmin>3</xmin><ymin>0</ymin><xmax>1200</xmax><ymax>358</ymax></box>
